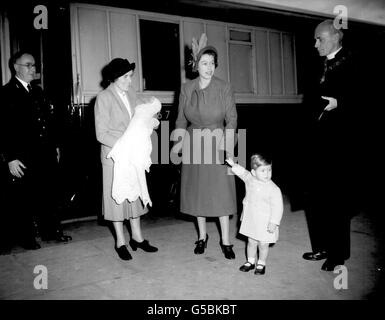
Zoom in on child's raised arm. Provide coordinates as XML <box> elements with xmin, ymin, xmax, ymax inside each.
<box><xmin>226</xmin><ymin>158</ymin><xmax>249</xmax><ymax>182</ymax></box>
<box><xmin>225</xmin><ymin>158</ymin><xmax>235</xmax><ymax>167</ymax></box>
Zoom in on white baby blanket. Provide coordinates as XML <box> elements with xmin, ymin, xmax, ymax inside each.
<box><xmin>107</xmin><ymin>97</ymin><xmax>161</xmax><ymax>207</ymax></box>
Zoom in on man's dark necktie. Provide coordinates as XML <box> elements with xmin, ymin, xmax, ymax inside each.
<box><xmin>318</xmin><ymin>59</ymin><xmax>329</xmax><ymax>121</ymax></box>
<box><xmin>27</xmin><ymin>84</ymin><xmax>33</xmax><ymax>93</ymax></box>
<box><xmin>320</xmin><ymin>58</ymin><xmax>328</xmax><ymax>84</ymax></box>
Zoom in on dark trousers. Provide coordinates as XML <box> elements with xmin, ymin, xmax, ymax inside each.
<box><xmin>1</xmin><ymin>164</ymin><xmax>15</xmax><ymax>250</ymax></box>
<box><xmin>305</xmin><ymin>184</ymin><xmax>351</xmax><ymax>262</ymax></box>
<box><xmin>8</xmin><ymin>156</ymin><xmax>62</xmax><ymax>244</ymax></box>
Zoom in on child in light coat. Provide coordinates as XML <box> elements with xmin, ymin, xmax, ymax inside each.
<box><xmin>226</xmin><ymin>154</ymin><xmax>283</xmax><ymax>275</ymax></box>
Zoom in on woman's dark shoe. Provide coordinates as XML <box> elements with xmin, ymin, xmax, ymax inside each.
<box><xmin>220</xmin><ymin>242</ymin><xmax>235</xmax><ymax>259</ymax></box>
<box><xmin>115</xmin><ymin>245</ymin><xmax>132</xmax><ymax>260</ymax></box>
<box><xmin>239</xmin><ymin>262</ymin><xmax>255</xmax><ymax>272</ymax></box>
<box><xmin>194</xmin><ymin>234</ymin><xmax>208</xmax><ymax>254</ymax></box>
<box><xmin>129</xmin><ymin>239</ymin><xmax>158</xmax><ymax>252</ymax></box>
<box><xmin>254</xmin><ymin>264</ymin><xmax>266</xmax><ymax>275</ymax></box>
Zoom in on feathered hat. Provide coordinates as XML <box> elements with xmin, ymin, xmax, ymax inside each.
<box><xmin>189</xmin><ymin>33</ymin><xmax>218</xmax><ymax>72</ymax></box>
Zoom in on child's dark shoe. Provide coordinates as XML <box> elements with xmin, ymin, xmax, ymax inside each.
<box><xmin>254</xmin><ymin>264</ymin><xmax>266</xmax><ymax>275</ymax></box>
<box><xmin>239</xmin><ymin>262</ymin><xmax>255</xmax><ymax>272</ymax></box>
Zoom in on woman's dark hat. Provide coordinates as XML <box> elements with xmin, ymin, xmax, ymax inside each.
<box><xmin>106</xmin><ymin>58</ymin><xmax>135</xmax><ymax>82</ymax></box>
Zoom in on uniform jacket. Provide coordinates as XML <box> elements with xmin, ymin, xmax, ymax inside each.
<box><xmin>0</xmin><ymin>77</ymin><xmax>59</xmax><ymax>167</ymax></box>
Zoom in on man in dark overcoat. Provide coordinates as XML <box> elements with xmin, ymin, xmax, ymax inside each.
<box><xmin>303</xmin><ymin>20</ymin><xmax>359</xmax><ymax>271</ymax></box>
<box><xmin>1</xmin><ymin>51</ymin><xmax>71</xmax><ymax>250</ymax></box>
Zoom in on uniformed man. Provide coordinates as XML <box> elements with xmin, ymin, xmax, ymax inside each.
<box><xmin>1</xmin><ymin>51</ymin><xmax>71</xmax><ymax>250</ymax></box>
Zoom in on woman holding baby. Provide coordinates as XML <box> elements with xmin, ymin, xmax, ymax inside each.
<box><xmin>94</xmin><ymin>58</ymin><xmax>158</xmax><ymax>261</ymax></box>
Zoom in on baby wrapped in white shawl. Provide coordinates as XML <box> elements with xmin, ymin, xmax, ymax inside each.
<box><xmin>107</xmin><ymin>97</ymin><xmax>161</xmax><ymax>207</ymax></box>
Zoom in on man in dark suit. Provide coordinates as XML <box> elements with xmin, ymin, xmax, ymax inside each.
<box><xmin>302</xmin><ymin>20</ymin><xmax>358</xmax><ymax>271</ymax></box>
<box><xmin>1</xmin><ymin>51</ymin><xmax>71</xmax><ymax>250</ymax></box>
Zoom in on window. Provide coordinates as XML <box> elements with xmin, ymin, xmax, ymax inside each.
<box><xmin>228</xmin><ymin>29</ymin><xmax>254</xmax><ymax>94</ymax></box>
<box><xmin>139</xmin><ymin>19</ymin><xmax>180</xmax><ymax>91</ymax></box>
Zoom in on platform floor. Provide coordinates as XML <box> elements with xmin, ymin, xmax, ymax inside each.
<box><xmin>0</xmin><ymin>199</ymin><xmax>384</xmax><ymax>300</ymax></box>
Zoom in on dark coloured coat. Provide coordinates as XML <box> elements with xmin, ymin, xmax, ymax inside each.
<box><xmin>309</xmin><ymin>48</ymin><xmax>359</xmax><ymax>191</ymax></box>
<box><xmin>175</xmin><ymin>76</ymin><xmax>238</xmax><ymax>217</ymax></box>
<box><xmin>1</xmin><ymin>77</ymin><xmax>60</xmax><ymax>167</ymax></box>
<box><xmin>304</xmin><ymin>47</ymin><xmax>360</xmax><ymax>261</ymax></box>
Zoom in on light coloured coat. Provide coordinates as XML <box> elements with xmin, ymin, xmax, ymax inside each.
<box><xmin>107</xmin><ymin>97</ymin><xmax>161</xmax><ymax>206</ymax></box>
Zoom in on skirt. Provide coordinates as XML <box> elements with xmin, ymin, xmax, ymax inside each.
<box><xmin>179</xmin><ymin>126</ymin><xmax>237</xmax><ymax>217</ymax></box>
<box><xmin>102</xmin><ymin>164</ymin><xmax>148</xmax><ymax>221</ymax></box>
<box><xmin>180</xmin><ymin>163</ymin><xmax>236</xmax><ymax>217</ymax></box>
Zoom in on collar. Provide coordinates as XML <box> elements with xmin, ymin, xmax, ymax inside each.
<box><xmin>327</xmin><ymin>46</ymin><xmax>342</xmax><ymax>60</ymax></box>
<box><xmin>194</xmin><ymin>75</ymin><xmax>219</xmax><ymax>90</ymax></box>
<box><xmin>15</xmin><ymin>76</ymin><xmax>30</xmax><ymax>91</ymax></box>
<box><xmin>113</xmin><ymin>83</ymin><xmax>126</xmax><ymax>96</ymax></box>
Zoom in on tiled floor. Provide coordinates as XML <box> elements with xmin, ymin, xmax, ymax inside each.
<box><xmin>0</xmin><ymin>200</ymin><xmax>384</xmax><ymax>300</ymax></box>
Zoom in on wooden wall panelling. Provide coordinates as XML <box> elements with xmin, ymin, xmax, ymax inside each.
<box><xmin>109</xmin><ymin>11</ymin><xmax>139</xmax><ymax>90</ymax></box>
<box><xmin>254</xmin><ymin>29</ymin><xmax>269</xmax><ymax>96</ymax></box>
<box><xmin>229</xmin><ymin>42</ymin><xmax>253</xmax><ymax>93</ymax></box>
<box><xmin>182</xmin><ymin>20</ymin><xmax>204</xmax><ymax>81</ymax></box>
<box><xmin>182</xmin><ymin>20</ymin><xmax>204</xmax><ymax>49</ymax></box>
<box><xmin>282</xmin><ymin>33</ymin><xmax>296</xmax><ymax>95</ymax></box>
<box><xmin>70</xmin><ymin>3</ymin><xmax>301</xmax><ymax>104</ymax></box>
<box><xmin>206</xmin><ymin>23</ymin><xmax>228</xmax><ymax>82</ymax></box>
<box><xmin>77</xmin><ymin>7</ymin><xmax>109</xmax><ymax>97</ymax></box>
<box><xmin>269</xmin><ymin>31</ymin><xmax>283</xmax><ymax>95</ymax></box>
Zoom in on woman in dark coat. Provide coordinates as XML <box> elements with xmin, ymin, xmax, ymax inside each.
<box><xmin>174</xmin><ymin>45</ymin><xmax>238</xmax><ymax>259</ymax></box>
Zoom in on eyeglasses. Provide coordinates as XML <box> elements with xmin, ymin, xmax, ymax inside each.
<box><xmin>16</xmin><ymin>63</ymin><xmax>36</xmax><ymax>69</ymax></box>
